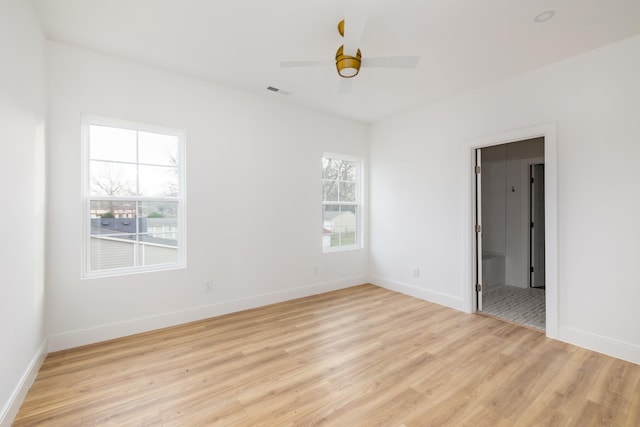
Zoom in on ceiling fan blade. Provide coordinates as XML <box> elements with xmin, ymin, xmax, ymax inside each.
<box><xmin>361</xmin><ymin>56</ymin><xmax>421</xmax><ymax>69</ymax></box>
<box><xmin>279</xmin><ymin>60</ymin><xmax>332</xmax><ymax>68</ymax></box>
<box><xmin>337</xmin><ymin>78</ymin><xmax>352</xmax><ymax>94</ymax></box>
<box><xmin>343</xmin><ymin>15</ymin><xmax>367</xmax><ymax>57</ymax></box>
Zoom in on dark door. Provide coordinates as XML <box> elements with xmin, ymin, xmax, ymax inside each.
<box><xmin>530</xmin><ymin>164</ymin><xmax>545</xmax><ymax>288</ymax></box>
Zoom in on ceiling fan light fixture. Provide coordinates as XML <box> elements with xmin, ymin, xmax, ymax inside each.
<box><xmin>336</xmin><ymin>45</ymin><xmax>362</xmax><ymax>78</ymax></box>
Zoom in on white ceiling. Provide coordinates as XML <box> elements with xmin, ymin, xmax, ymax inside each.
<box><xmin>30</xmin><ymin>0</ymin><xmax>640</xmax><ymax>123</ymax></box>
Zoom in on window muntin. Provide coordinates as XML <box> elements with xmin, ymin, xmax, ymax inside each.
<box><xmin>322</xmin><ymin>154</ymin><xmax>361</xmax><ymax>251</ymax></box>
<box><xmin>83</xmin><ymin>116</ymin><xmax>185</xmax><ymax>278</ymax></box>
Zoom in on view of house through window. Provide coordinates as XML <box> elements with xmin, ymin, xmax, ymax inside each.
<box><xmin>83</xmin><ymin>116</ymin><xmax>185</xmax><ymax>277</ymax></box>
<box><xmin>322</xmin><ymin>154</ymin><xmax>361</xmax><ymax>251</ymax></box>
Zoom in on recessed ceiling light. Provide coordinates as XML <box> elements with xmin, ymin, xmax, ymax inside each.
<box><xmin>534</xmin><ymin>10</ymin><xmax>555</xmax><ymax>23</ymax></box>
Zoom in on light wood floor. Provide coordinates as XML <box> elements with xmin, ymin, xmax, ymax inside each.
<box><xmin>15</xmin><ymin>285</ymin><xmax>640</xmax><ymax>426</ymax></box>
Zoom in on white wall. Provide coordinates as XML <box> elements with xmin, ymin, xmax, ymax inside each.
<box><xmin>369</xmin><ymin>34</ymin><xmax>640</xmax><ymax>363</ymax></box>
<box><xmin>0</xmin><ymin>0</ymin><xmax>47</xmax><ymax>424</ymax></box>
<box><xmin>46</xmin><ymin>42</ymin><xmax>369</xmax><ymax>351</ymax></box>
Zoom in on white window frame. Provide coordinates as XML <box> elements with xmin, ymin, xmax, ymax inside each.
<box><xmin>81</xmin><ymin>114</ymin><xmax>186</xmax><ymax>278</ymax></box>
<box><xmin>322</xmin><ymin>152</ymin><xmax>363</xmax><ymax>253</ymax></box>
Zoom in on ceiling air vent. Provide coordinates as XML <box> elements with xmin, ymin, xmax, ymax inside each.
<box><xmin>266</xmin><ymin>86</ymin><xmax>291</xmax><ymax>95</ymax></box>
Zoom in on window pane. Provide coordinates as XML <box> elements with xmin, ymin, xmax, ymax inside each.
<box><xmin>323</xmin><ymin>205</ymin><xmax>357</xmax><ymax>248</ymax></box>
<box><xmin>339</xmin><ymin>205</ymin><xmax>357</xmax><ymax>246</ymax></box>
<box><xmin>140</xmin><ymin>230</ymin><xmax>179</xmax><ymax>246</ymax></box>
<box><xmin>139</xmin><ymin>132</ymin><xmax>178</xmax><ymax>166</ymax></box>
<box><xmin>140</xmin><ymin>234</ymin><xmax>180</xmax><ymax>266</ymax></box>
<box><xmin>90</xmin><ymin>161</ymin><xmax>137</xmax><ymax>196</ymax></box>
<box><xmin>138</xmin><ymin>165</ymin><xmax>178</xmax><ymax>197</ymax></box>
<box><xmin>90</xmin><ymin>235</ymin><xmax>136</xmax><ymax>271</ymax></box>
<box><xmin>89</xmin><ymin>125</ymin><xmax>136</xmax><ymax>162</ymax></box>
<box><xmin>323</xmin><ymin>204</ymin><xmax>338</xmax><ymax>248</ymax></box>
<box><xmin>139</xmin><ymin>201</ymin><xmax>179</xmax><ymax>247</ymax></box>
<box><xmin>339</xmin><ymin>160</ymin><xmax>356</xmax><ymax>181</ymax></box>
<box><xmin>323</xmin><ymin>180</ymin><xmax>338</xmax><ymax>202</ymax></box>
<box><xmin>339</xmin><ymin>182</ymin><xmax>356</xmax><ymax>202</ymax></box>
<box><xmin>323</xmin><ymin>158</ymin><xmax>340</xmax><ymax>179</ymax></box>
<box><xmin>90</xmin><ymin>200</ymin><xmax>137</xmax><ymax>226</ymax></box>
<box><xmin>323</xmin><ymin>204</ymin><xmax>339</xmax><ymax>224</ymax></box>
<box><xmin>138</xmin><ymin>200</ymin><xmax>178</xmax><ymax>219</ymax></box>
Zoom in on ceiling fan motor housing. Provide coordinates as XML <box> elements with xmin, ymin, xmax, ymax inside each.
<box><xmin>336</xmin><ymin>45</ymin><xmax>362</xmax><ymax>78</ymax></box>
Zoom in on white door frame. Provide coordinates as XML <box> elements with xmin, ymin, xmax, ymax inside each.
<box><xmin>467</xmin><ymin>122</ymin><xmax>558</xmax><ymax>339</ymax></box>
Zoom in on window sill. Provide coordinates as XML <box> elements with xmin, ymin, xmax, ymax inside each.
<box><xmin>82</xmin><ymin>262</ymin><xmax>186</xmax><ymax>279</ymax></box>
<box><xmin>322</xmin><ymin>245</ymin><xmax>363</xmax><ymax>254</ymax></box>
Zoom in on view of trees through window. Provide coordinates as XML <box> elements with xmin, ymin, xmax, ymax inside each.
<box><xmin>322</xmin><ymin>155</ymin><xmax>360</xmax><ymax>250</ymax></box>
<box><xmin>84</xmin><ymin>119</ymin><xmax>184</xmax><ymax>276</ymax></box>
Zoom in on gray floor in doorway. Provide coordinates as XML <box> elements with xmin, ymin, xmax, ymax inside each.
<box><xmin>483</xmin><ymin>285</ymin><xmax>545</xmax><ymax>330</ymax></box>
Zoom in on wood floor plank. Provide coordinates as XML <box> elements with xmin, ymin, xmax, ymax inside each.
<box><xmin>624</xmin><ymin>384</ymin><xmax>640</xmax><ymax>427</ymax></box>
<box><xmin>14</xmin><ymin>284</ymin><xmax>640</xmax><ymax>426</ymax></box>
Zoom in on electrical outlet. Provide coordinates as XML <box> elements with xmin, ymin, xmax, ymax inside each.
<box><xmin>204</xmin><ymin>281</ymin><xmax>213</xmax><ymax>292</ymax></box>
<box><xmin>412</xmin><ymin>267</ymin><xmax>420</xmax><ymax>277</ymax></box>
<box><xmin>313</xmin><ymin>265</ymin><xmax>318</xmax><ymax>275</ymax></box>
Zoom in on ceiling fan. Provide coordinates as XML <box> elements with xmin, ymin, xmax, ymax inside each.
<box><xmin>279</xmin><ymin>16</ymin><xmax>420</xmax><ymax>92</ymax></box>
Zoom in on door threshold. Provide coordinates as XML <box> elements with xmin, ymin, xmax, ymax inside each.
<box><xmin>475</xmin><ymin>311</ymin><xmax>545</xmax><ymax>333</ymax></box>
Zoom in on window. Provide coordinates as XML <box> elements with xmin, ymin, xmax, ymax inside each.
<box><xmin>82</xmin><ymin>115</ymin><xmax>185</xmax><ymax>277</ymax></box>
<box><xmin>322</xmin><ymin>153</ymin><xmax>362</xmax><ymax>251</ymax></box>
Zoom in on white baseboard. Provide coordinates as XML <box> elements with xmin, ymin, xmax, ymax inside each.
<box><xmin>369</xmin><ymin>275</ymin><xmax>464</xmax><ymax>312</ymax></box>
<box><xmin>0</xmin><ymin>339</ymin><xmax>48</xmax><ymax>427</ymax></box>
<box><xmin>559</xmin><ymin>326</ymin><xmax>640</xmax><ymax>365</ymax></box>
<box><xmin>48</xmin><ymin>276</ymin><xmax>367</xmax><ymax>352</ymax></box>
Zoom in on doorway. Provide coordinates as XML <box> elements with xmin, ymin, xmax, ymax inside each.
<box><xmin>475</xmin><ymin>138</ymin><xmax>546</xmax><ymax>330</ymax></box>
